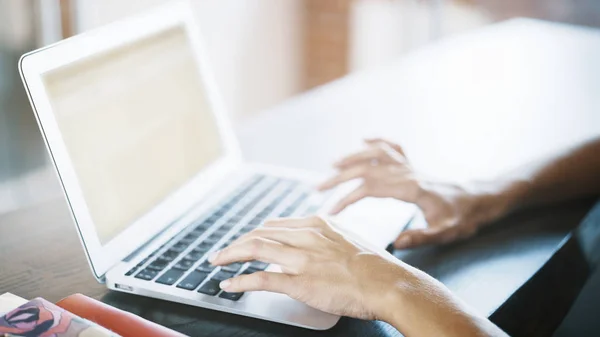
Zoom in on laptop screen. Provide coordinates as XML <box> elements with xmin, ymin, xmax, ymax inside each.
<box><xmin>42</xmin><ymin>27</ymin><xmax>223</xmax><ymax>245</ymax></box>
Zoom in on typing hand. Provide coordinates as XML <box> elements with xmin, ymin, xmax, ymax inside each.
<box><xmin>318</xmin><ymin>138</ymin><xmax>502</xmax><ymax>249</ymax></box>
<box><xmin>318</xmin><ymin>138</ymin><xmax>419</xmax><ymax>215</ymax></box>
<box><xmin>209</xmin><ymin>216</ymin><xmax>509</xmax><ymax>337</ymax></box>
<box><xmin>209</xmin><ymin>216</ymin><xmax>405</xmax><ymax>320</ymax></box>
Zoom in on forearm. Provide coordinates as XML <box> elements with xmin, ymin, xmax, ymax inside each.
<box><xmin>498</xmin><ymin>136</ymin><xmax>600</xmax><ymax>210</ymax></box>
<box><xmin>381</xmin><ymin>262</ymin><xmax>508</xmax><ymax>337</ymax></box>
<box><xmin>453</xmin><ymin>137</ymin><xmax>600</xmax><ymax>226</ymax></box>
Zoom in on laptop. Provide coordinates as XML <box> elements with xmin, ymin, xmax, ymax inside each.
<box><xmin>19</xmin><ymin>1</ymin><xmax>415</xmax><ymax>330</ymax></box>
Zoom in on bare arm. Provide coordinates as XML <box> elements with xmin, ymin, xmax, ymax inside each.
<box><xmin>211</xmin><ymin>217</ymin><xmax>508</xmax><ymax>337</ymax></box>
<box><xmin>490</xmin><ymin>137</ymin><xmax>600</xmax><ymax>213</ymax></box>
<box><xmin>319</xmin><ymin>137</ymin><xmax>600</xmax><ymax>249</ymax></box>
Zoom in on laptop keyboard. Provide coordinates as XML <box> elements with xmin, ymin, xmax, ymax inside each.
<box><xmin>125</xmin><ymin>174</ymin><xmax>318</xmax><ymax>301</ymax></box>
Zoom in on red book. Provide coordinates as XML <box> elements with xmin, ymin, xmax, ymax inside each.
<box><xmin>56</xmin><ymin>294</ymin><xmax>186</xmax><ymax>337</ymax></box>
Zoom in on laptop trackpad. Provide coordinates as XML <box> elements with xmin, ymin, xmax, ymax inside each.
<box><xmin>330</xmin><ymin>198</ymin><xmax>417</xmax><ymax>248</ymax></box>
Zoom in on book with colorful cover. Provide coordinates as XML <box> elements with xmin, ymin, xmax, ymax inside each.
<box><xmin>0</xmin><ymin>293</ymin><xmax>185</xmax><ymax>337</ymax></box>
<box><xmin>0</xmin><ymin>296</ymin><xmax>118</xmax><ymax>337</ymax></box>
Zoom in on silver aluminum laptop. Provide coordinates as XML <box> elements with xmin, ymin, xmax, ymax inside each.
<box><xmin>19</xmin><ymin>1</ymin><xmax>415</xmax><ymax>330</ymax></box>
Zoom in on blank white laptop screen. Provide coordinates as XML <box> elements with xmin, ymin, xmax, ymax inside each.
<box><xmin>42</xmin><ymin>27</ymin><xmax>223</xmax><ymax>245</ymax></box>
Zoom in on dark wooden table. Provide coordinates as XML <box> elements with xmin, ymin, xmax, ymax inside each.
<box><xmin>2</xmin><ymin>19</ymin><xmax>600</xmax><ymax>337</ymax></box>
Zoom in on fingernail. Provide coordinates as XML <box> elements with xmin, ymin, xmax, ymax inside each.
<box><xmin>395</xmin><ymin>237</ymin><xmax>411</xmax><ymax>249</ymax></box>
<box><xmin>219</xmin><ymin>279</ymin><xmax>231</xmax><ymax>290</ymax></box>
<box><xmin>208</xmin><ymin>251</ymin><xmax>219</xmax><ymax>263</ymax></box>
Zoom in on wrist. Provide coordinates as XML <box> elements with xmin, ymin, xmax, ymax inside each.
<box><xmin>374</xmin><ymin>261</ymin><xmax>414</xmax><ymax>326</ymax></box>
<box><xmin>463</xmin><ymin>178</ymin><xmax>530</xmax><ymax>224</ymax></box>
<box><xmin>376</xmin><ymin>262</ymin><xmax>448</xmax><ymax>336</ymax></box>
<box><xmin>414</xmin><ymin>178</ymin><xmax>522</xmax><ymax>229</ymax></box>
<box><xmin>379</xmin><ymin>262</ymin><xmax>501</xmax><ymax>337</ymax></box>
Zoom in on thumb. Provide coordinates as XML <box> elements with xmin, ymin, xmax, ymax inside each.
<box><xmin>364</xmin><ymin>138</ymin><xmax>405</xmax><ymax>156</ymax></box>
<box><xmin>393</xmin><ymin>227</ymin><xmax>449</xmax><ymax>249</ymax></box>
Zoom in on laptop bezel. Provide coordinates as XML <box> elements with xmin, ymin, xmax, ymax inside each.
<box><xmin>18</xmin><ymin>1</ymin><xmax>242</xmax><ymax>281</ymax></box>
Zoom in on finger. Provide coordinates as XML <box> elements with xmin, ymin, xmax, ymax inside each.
<box><xmin>237</xmin><ymin>227</ymin><xmax>330</xmax><ymax>249</ymax></box>
<box><xmin>210</xmin><ymin>237</ymin><xmax>303</xmax><ymax>269</ymax></box>
<box><xmin>317</xmin><ymin>165</ymin><xmax>369</xmax><ymax>191</ymax></box>
<box><xmin>262</xmin><ymin>217</ymin><xmax>321</xmax><ymax>229</ymax></box>
<box><xmin>328</xmin><ymin>185</ymin><xmax>368</xmax><ymax>215</ymax></box>
<box><xmin>219</xmin><ymin>271</ymin><xmax>294</xmax><ymax>294</ymax></box>
<box><xmin>263</xmin><ymin>216</ymin><xmax>342</xmax><ymax>241</ymax></box>
<box><xmin>364</xmin><ymin>138</ymin><xmax>405</xmax><ymax>156</ymax></box>
<box><xmin>334</xmin><ymin>147</ymin><xmax>387</xmax><ymax>169</ymax></box>
<box><xmin>393</xmin><ymin>227</ymin><xmax>458</xmax><ymax>249</ymax></box>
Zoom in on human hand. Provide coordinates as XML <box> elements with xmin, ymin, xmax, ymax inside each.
<box><xmin>209</xmin><ymin>216</ymin><xmax>509</xmax><ymax>337</ymax></box>
<box><xmin>319</xmin><ymin>139</ymin><xmax>508</xmax><ymax>249</ymax></box>
<box><xmin>318</xmin><ymin>138</ymin><xmax>421</xmax><ymax>215</ymax></box>
<box><xmin>209</xmin><ymin>216</ymin><xmax>407</xmax><ymax>321</ymax></box>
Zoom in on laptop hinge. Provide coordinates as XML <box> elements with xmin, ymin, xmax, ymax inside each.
<box><xmin>118</xmin><ymin>172</ymin><xmax>240</xmax><ymax>265</ymax></box>
<box><xmin>121</xmin><ymin>214</ymin><xmax>187</xmax><ymax>263</ymax></box>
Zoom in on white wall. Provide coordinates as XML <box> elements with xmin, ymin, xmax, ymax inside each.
<box><xmin>350</xmin><ymin>0</ymin><xmax>490</xmax><ymax>72</ymax></box>
<box><xmin>75</xmin><ymin>0</ymin><xmax>305</xmax><ymax>120</ymax></box>
<box><xmin>0</xmin><ymin>0</ymin><xmax>36</xmax><ymax>49</ymax></box>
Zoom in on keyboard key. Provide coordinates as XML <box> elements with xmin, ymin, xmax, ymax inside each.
<box><xmin>135</xmin><ymin>269</ymin><xmax>158</xmax><ymax>281</ymax></box>
<box><xmin>220</xmin><ymin>221</ymin><xmax>236</xmax><ymax>230</ymax></box>
<box><xmin>173</xmin><ymin>259</ymin><xmax>195</xmax><ymax>271</ymax></box>
<box><xmin>193</xmin><ymin>242</ymin><xmax>212</xmax><ymax>253</ymax></box>
<box><xmin>198</xmin><ymin>279</ymin><xmax>221</xmax><ymax>296</ymax></box>
<box><xmin>212</xmin><ymin>271</ymin><xmax>235</xmax><ymax>282</ymax></box>
<box><xmin>304</xmin><ymin>205</ymin><xmax>320</xmax><ymax>215</ymax></box>
<box><xmin>241</xmin><ymin>268</ymin><xmax>256</xmax><ymax>275</ymax></box>
<box><xmin>206</xmin><ymin>215</ymin><xmax>221</xmax><ymax>223</ymax></box>
<box><xmin>191</xmin><ymin>227</ymin><xmax>206</xmax><ymax>236</ymax></box>
<box><xmin>213</xmin><ymin>227</ymin><xmax>230</xmax><ymax>236</ymax></box>
<box><xmin>237</xmin><ymin>207</ymin><xmax>252</xmax><ymax>216</ymax></box>
<box><xmin>139</xmin><ymin>254</ymin><xmax>153</xmax><ymax>263</ymax></box>
<box><xmin>155</xmin><ymin>268</ymin><xmax>185</xmax><ymax>285</ymax></box>
<box><xmin>125</xmin><ymin>267</ymin><xmax>138</xmax><ymax>276</ymax></box>
<box><xmin>204</xmin><ymin>237</ymin><xmax>219</xmax><ymax>245</ymax></box>
<box><xmin>182</xmin><ymin>251</ymin><xmax>203</xmax><ymax>262</ymax></box>
<box><xmin>157</xmin><ymin>254</ymin><xmax>176</xmax><ymax>263</ymax></box>
<box><xmin>179</xmin><ymin>234</ymin><xmax>198</xmax><ymax>244</ymax></box>
<box><xmin>239</xmin><ymin>227</ymin><xmax>253</xmax><ymax>234</ymax></box>
<box><xmin>163</xmin><ymin>249</ymin><xmax>182</xmax><ymax>259</ymax></box>
<box><xmin>214</xmin><ymin>209</ymin><xmax>227</xmax><ymax>217</ymax></box>
<box><xmin>209</xmin><ymin>232</ymin><xmax>223</xmax><ymax>240</ymax></box>
<box><xmin>188</xmin><ymin>231</ymin><xmax>201</xmax><ymax>238</ymax></box>
<box><xmin>146</xmin><ymin>259</ymin><xmax>169</xmax><ymax>271</ymax></box>
<box><xmin>177</xmin><ymin>271</ymin><xmax>209</xmax><ymax>291</ymax></box>
<box><xmin>196</xmin><ymin>262</ymin><xmax>216</xmax><ymax>273</ymax></box>
<box><xmin>222</xmin><ymin>263</ymin><xmax>244</xmax><ymax>273</ymax></box>
<box><xmin>169</xmin><ymin>243</ymin><xmax>188</xmax><ymax>253</ymax></box>
<box><xmin>249</xmin><ymin>261</ymin><xmax>269</xmax><ymax>270</ymax></box>
<box><xmin>229</xmin><ymin>214</ymin><xmax>245</xmax><ymax>221</ymax></box>
<box><xmin>219</xmin><ymin>291</ymin><xmax>244</xmax><ymax>301</ymax></box>
<box><xmin>195</xmin><ymin>221</ymin><xmax>211</xmax><ymax>230</ymax></box>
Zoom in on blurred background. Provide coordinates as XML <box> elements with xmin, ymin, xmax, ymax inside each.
<box><xmin>1</xmin><ymin>0</ymin><xmax>600</xmax><ymax>215</ymax></box>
